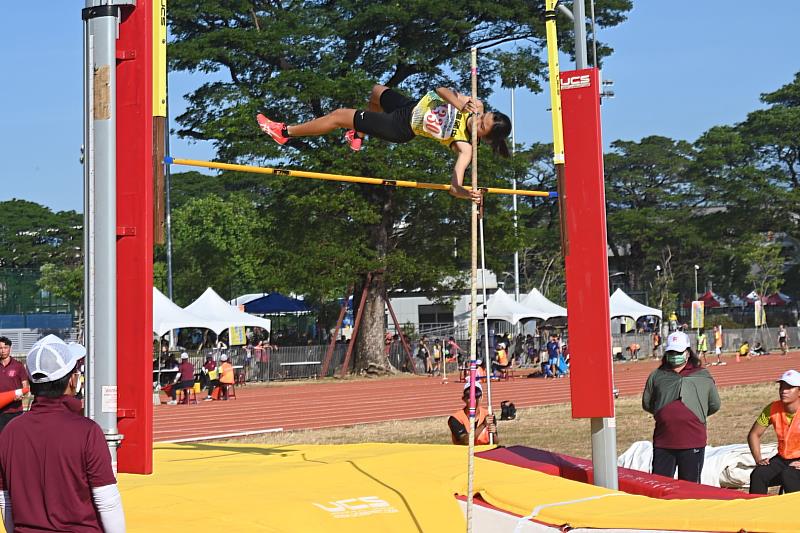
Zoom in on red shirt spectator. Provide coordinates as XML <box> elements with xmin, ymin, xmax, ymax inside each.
<box><xmin>0</xmin><ymin>336</ymin><xmax>29</xmax><ymax>431</ymax></box>
<box><xmin>0</xmin><ymin>334</ymin><xmax>125</xmax><ymax>531</ymax></box>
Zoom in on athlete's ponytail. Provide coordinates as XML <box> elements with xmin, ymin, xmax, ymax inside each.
<box><xmin>487</xmin><ymin>111</ymin><xmax>511</xmax><ymax>158</ymax></box>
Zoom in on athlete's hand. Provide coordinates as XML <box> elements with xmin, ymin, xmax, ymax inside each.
<box><xmin>789</xmin><ymin>460</ymin><xmax>800</xmax><ymax>469</ymax></box>
<box><xmin>461</xmin><ymin>99</ymin><xmax>478</xmax><ymax>113</ymax></box>
<box><xmin>756</xmin><ymin>458</ymin><xmax>770</xmax><ymax>466</ymax></box>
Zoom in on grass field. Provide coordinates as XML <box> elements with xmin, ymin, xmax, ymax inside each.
<box><xmin>227</xmin><ymin>382</ymin><xmax>780</xmax><ymax>458</ymax></box>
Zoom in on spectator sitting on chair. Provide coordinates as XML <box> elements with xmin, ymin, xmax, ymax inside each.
<box><xmin>218</xmin><ymin>354</ymin><xmax>235</xmax><ymax>400</ymax></box>
<box><xmin>492</xmin><ymin>343</ymin><xmax>510</xmax><ymax>377</ymax></box>
<box><xmin>448</xmin><ymin>380</ymin><xmax>497</xmax><ymax>445</ymax></box>
<box><xmin>748</xmin><ymin>369</ymin><xmax>800</xmax><ymax>494</ymax></box>
<box><xmin>167</xmin><ymin>353</ymin><xmax>194</xmax><ymax>405</ymax></box>
<box><xmin>202</xmin><ymin>355</ymin><xmax>219</xmax><ymax>401</ymax></box>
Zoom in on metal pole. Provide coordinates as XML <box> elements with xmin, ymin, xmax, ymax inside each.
<box><xmin>511</xmin><ymin>89</ymin><xmax>520</xmax><ymax>303</ymax></box>
<box><xmin>83</xmin><ymin>24</ymin><xmax>95</xmax><ymax>422</ymax></box>
<box><xmin>165</xmin><ymin>100</ymin><xmax>174</xmax><ymax>301</ymax></box>
<box><xmin>82</xmin><ymin>1</ymin><xmax>123</xmax><ymax>471</ymax></box>
<box><xmin>573</xmin><ymin>0</ymin><xmax>589</xmax><ymax>69</ymax></box>
<box><xmin>572</xmin><ymin>0</ymin><xmax>617</xmax><ymax>490</ymax></box>
<box><xmin>478</xmin><ymin>215</ymin><xmax>494</xmax><ymax>444</ymax></box>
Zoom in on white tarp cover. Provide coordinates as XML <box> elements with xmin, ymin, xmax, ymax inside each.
<box><xmin>618</xmin><ymin>440</ymin><xmax>778</xmax><ymax>489</ymax></box>
<box><xmin>152</xmin><ymin>287</ymin><xmax>230</xmax><ymax>336</ymax></box>
<box><xmin>609</xmin><ymin>288</ymin><xmax>662</xmax><ymax>321</ymax></box>
<box><xmin>520</xmin><ymin>288</ymin><xmax>568</xmax><ymax>321</ymax></box>
<box><xmin>484</xmin><ymin>288</ymin><xmax>541</xmax><ymax>325</ymax></box>
<box><xmin>184</xmin><ymin>287</ymin><xmax>272</xmax><ymax>332</ymax></box>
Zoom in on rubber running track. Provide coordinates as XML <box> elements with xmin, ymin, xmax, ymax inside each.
<box><xmin>154</xmin><ymin>351</ymin><xmax>800</xmax><ymax>442</ymax></box>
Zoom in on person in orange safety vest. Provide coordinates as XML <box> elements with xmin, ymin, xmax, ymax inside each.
<box><xmin>215</xmin><ymin>354</ymin><xmax>235</xmax><ymax>401</ymax></box>
<box><xmin>748</xmin><ymin>369</ymin><xmax>800</xmax><ymax>493</ymax></box>
<box><xmin>448</xmin><ymin>380</ymin><xmax>497</xmax><ymax>445</ymax></box>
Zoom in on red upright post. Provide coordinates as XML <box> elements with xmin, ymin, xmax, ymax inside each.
<box><xmin>339</xmin><ymin>274</ymin><xmax>372</xmax><ymax>378</ymax></box>
<box><xmin>320</xmin><ymin>286</ymin><xmax>352</xmax><ymax>377</ymax></box>
<box><xmin>383</xmin><ymin>293</ymin><xmax>417</xmax><ymax>374</ymax></box>
<box><xmin>115</xmin><ymin>1</ymin><xmax>154</xmax><ymax>474</ymax></box>
<box><xmin>560</xmin><ymin>68</ymin><xmax>614</xmax><ymax>419</ymax></box>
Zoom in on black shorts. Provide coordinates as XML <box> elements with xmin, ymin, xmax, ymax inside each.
<box><xmin>353</xmin><ymin>88</ymin><xmax>416</xmax><ymax>143</ymax></box>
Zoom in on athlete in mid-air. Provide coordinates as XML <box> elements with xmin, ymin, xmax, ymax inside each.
<box><xmin>257</xmin><ymin>85</ymin><xmax>511</xmax><ymax>201</ymax></box>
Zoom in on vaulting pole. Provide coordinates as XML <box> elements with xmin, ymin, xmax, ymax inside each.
<box><xmin>465</xmin><ymin>45</ymin><xmax>479</xmax><ymax>533</ymax></box>
<box><xmin>166</xmin><ymin>157</ymin><xmax>556</xmax><ymax>198</ymax></box>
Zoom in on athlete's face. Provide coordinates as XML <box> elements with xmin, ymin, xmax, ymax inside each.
<box><xmin>477</xmin><ymin>112</ymin><xmax>496</xmax><ymax>138</ymax></box>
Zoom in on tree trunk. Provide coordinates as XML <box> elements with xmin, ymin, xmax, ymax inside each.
<box><xmin>352</xmin><ymin>187</ymin><xmax>396</xmax><ymax>376</ymax></box>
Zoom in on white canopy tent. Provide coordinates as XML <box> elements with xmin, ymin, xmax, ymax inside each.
<box><xmin>520</xmin><ymin>288</ymin><xmax>568</xmax><ymax>321</ymax></box>
<box><xmin>152</xmin><ymin>287</ymin><xmax>233</xmax><ymax>336</ymax></box>
<box><xmin>609</xmin><ymin>288</ymin><xmax>662</xmax><ymax>321</ymax></box>
<box><xmin>482</xmin><ymin>288</ymin><xmax>542</xmax><ymax>325</ymax></box>
<box><xmin>184</xmin><ymin>287</ymin><xmax>272</xmax><ymax>332</ymax></box>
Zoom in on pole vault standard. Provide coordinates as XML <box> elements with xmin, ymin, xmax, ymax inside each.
<box><xmin>545</xmin><ymin>0</ymin><xmax>618</xmax><ymax>490</ymax></box>
<box><xmin>166</xmin><ymin>157</ymin><xmax>557</xmax><ymax>199</ymax></box>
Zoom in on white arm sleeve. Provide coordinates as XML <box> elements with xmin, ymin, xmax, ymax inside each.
<box><xmin>0</xmin><ymin>490</ymin><xmax>13</xmax><ymax>532</ymax></box>
<box><xmin>91</xmin><ymin>484</ymin><xmax>126</xmax><ymax>533</ymax></box>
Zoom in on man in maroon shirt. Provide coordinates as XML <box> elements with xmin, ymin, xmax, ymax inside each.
<box><xmin>0</xmin><ymin>336</ymin><xmax>29</xmax><ymax>433</ymax></box>
<box><xmin>0</xmin><ymin>335</ymin><xmax>125</xmax><ymax>532</ymax></box>
<box><xmin>167</xmin><ymin>352</ymin><xmax>195</xmax><ymax>405</ymax></box>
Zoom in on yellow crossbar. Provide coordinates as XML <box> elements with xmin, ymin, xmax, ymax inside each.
<box><xmin>166</xmin><ymin>157</ymin><xmax>556</xmax><ymax>198</ymax></box>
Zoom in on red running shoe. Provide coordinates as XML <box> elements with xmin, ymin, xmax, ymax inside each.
<box><xmin>257</xmin><ymin>114</ymin><xmax>289</xmax><ymax>145</ymax></box>
<box><xmin>344</xmin><ymin>129</ymin><xmax>363</xmax><ymax>151</ymax></box>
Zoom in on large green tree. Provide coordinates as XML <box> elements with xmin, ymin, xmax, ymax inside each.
<box><xmin>170</xmin><ymin>0</ymin><xmax>631</xmax><ymax>373</ymax></box>
<box><xmin>167</xmin><ymin>0</ymin><xmax>633</xmax><ymax>373</ymax></box>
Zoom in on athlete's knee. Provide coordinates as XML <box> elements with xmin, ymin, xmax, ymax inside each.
<box><xmin>331</xmin><ymin>108</ymin><xmax>356</xmax><ymax>128</ymax></box>
<box><xmin>370</xmin><ymin>85</ymin><xmax>389</xmax><ymax>106</ymax></box>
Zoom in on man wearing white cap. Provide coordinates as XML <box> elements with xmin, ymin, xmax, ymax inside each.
<box><xmin>0</xmin><ymin>335</ymin><xmax>125</xmax><ymax>531</ymax></box>
<box><xmin>747</xmin><ymin>369</ymin><xmax>800</xmax><ymax>494</ymax></box>
<box><xmin>447</xmin><ymin>380</ymin><xmax>497</xmax><ymax>445</ymax></box>
<box><xmin>642</xmin><ymin>330</ymin><xmax>720</xmax><ymax>483</ymax></box>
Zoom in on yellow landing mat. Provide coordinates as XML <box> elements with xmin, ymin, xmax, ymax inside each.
<box><xmin>117</xmin><ymin>443</ymin><xmax>800</xmax><ymax>532</ymax></box>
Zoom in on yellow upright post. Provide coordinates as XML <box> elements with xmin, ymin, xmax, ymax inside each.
<box><xmin>545</xmin><ymin>0</ymin><xmax>569</xmax><ymax>254</ymax></box>
<box><xmin>152</xmin><ymin>0</ymin><xmax>168</xmax><ymax>244</ymax></box>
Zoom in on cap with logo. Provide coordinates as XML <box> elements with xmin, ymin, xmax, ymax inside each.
<box><xmin>26</xmin><ymin>335</ymin><xmax>86</xmax><ymax>384</ymax></box>
<box><xmin>777</xmin><ymin>369</ymin><xmax>800</xmax><ymax>387</ymax></box>
<box><xmin>664</xmin><ymin>331</ymin><xmax>690</xmax><ymax>353</ymax></box>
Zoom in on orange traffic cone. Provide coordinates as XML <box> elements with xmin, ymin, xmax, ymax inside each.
<box><xmin>0</xmin><ymin>387</ymin><xmax>28</xmax><ymax>410</ymax></box>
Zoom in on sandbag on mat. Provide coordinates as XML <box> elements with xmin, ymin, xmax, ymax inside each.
<box><xmin>118</xmin><ymin>443</ymin><xmax>799</xmax><ymax>532</ymax></box>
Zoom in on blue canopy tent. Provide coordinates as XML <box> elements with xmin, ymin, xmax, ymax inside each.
<box><xmin>244</xmin><ymin>293</ymin><xmax>311</xmax><ymax>314</ymax></box>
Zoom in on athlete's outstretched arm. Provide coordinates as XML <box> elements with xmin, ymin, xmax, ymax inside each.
<box><xmin>449</xmin><ymin>142</ymin><xmax>480</xmax><ymax>202</ymax></box>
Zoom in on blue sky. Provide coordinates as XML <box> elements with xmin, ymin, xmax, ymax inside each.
<box><xmin>1</xmin><ymin>2</ymin><xmax>797</xmax><ymax>213</ymax></box>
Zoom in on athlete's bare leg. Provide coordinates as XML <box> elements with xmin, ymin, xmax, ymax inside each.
<box><xmin>286</xmin><ymin>108</ymin><xmax>356</xmax><ymax>137</ymax></box>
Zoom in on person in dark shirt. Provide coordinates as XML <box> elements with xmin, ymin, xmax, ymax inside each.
<box><xmin>642</xmin><ymin>331</ymin><xmax>720</xmax><ymax>482</ymax></box>
<box><xmin>0</xmin><ymin>335</ymin><xmax>125</xmax><ymax>531</ymax></box>
<box><xmin>167</xmin><ymin>352</ymin><xmax>195</xmax><ymax>405</ymax></box>
<box><xmin>0</xmin><ymin>337</ymin><xmax>28</xmax><ymax>433</ymax></box>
